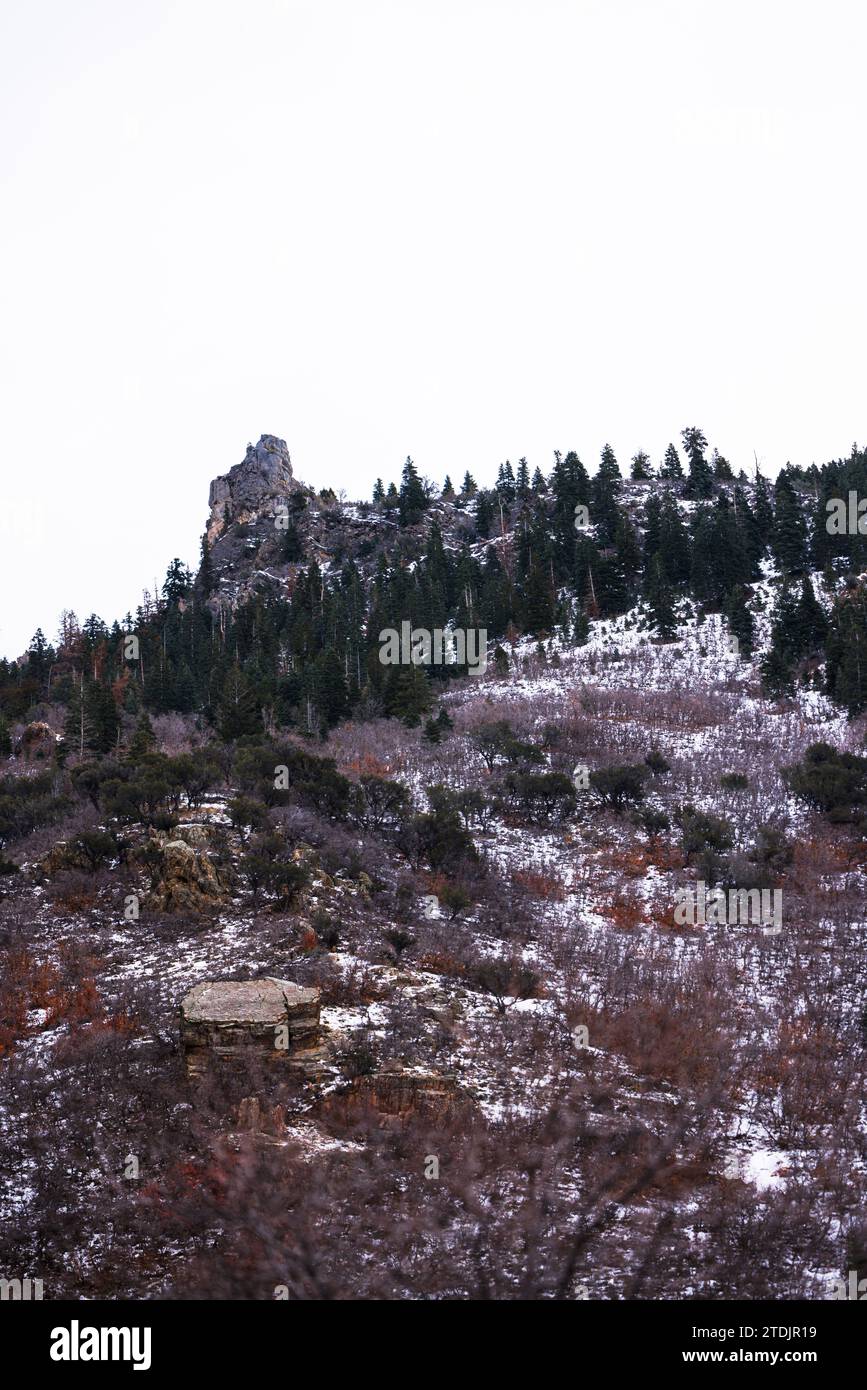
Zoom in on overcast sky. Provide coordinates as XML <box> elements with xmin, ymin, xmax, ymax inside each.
<box><xmin>1</xmin><ymin>0</ymin><xmax>866</xmax><ymax>657</ymax></box>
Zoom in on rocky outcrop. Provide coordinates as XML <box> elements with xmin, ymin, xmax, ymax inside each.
<box><xmin>17</xmin><ymin>721</ymin><xmax>58</xmax><ymax>761</ymax></box>
<box><xmin>180</xmin><ymin>977</ymin><xmax>322</xmax><ymax>1079</ymax></box>
<box><xmin>206</xmin><ymin>435</ymin><xmax>299</xmax><ymax>546</ymax></box>
<box><xmin>235</xmin><ymin>1095</ymin><xmax>287</xmax><ymax>1137</ymax></box>
<box><xmin>321</xmin><ymin>1064</ymin><xmax>466</xmax><ymax>1126</ymax></box>
<box><xmin>144</xmin><ymin>836</ymin><xmax>231</xmax><ymax>914</ymax></box>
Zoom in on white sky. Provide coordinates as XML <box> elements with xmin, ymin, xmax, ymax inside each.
<box><xmin>1</xmin><ymin>0</ymin><xmax>866</xmax><ymax>658</ymax></box>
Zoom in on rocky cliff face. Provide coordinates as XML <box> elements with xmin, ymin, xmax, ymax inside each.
<box><xmin>201</xmin><ymin>434</ymin><xmax>313</xmax><ymax>613</ymax></box>
<box><xmin>206</xmin><ymin>435</ymin><xmax>300</xmax><ymax>546</ymax></box>
<box><xmin>198</xmin><ymin>432</ymin><xmax>409</xmax><ymax>615</ymax></box>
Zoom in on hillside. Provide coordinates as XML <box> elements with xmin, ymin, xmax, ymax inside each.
<box><xmin>2</xmin><ymin>429</ymin><xmax>867</xmax><ymax>1300</ymax></box>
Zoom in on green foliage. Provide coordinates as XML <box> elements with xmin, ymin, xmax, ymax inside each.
<box><xmin>783</xmin><ymin>742</ymin><xmax>867</xmax><ymax>821</ymax></box>
<box><xmin>677</xmin><ymin>804</ymin><xmax>734</xmax><ymax>883</ymax></box>
<box><xmin>589</xmin><ymin>764</ymin><xmax>649</xmax><ymax>811</ymax></box>
<box><xmin>0</xmin><ymin>771</ymin><xmax>71</xmax><ymax>848</ymax></box>
<box><xmin>496</xmin><ymin>769</ymin><xmax>577</xmax><ymax>824</ymax></box>
<box><xmin>233</xmin><ymin>742</ymin><xmax>352</xmax><ymax>819</ymax></box>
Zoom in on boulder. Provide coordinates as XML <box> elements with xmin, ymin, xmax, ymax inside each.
<box><xmin>180</xmin><ymin>976</ymin><xmax>322</xmax><ymax>1080</ymax></box>
<box><xmin>18</xmin><ymin>721</ymin><xmax>57</xmax><ymax>761</ymax></box>
<box><xmin>144</xmin><ymin>837</ymin><xmax>229</xmax><ymax>913</ymax></box>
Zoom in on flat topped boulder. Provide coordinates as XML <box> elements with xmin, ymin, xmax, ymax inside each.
<box><xmin>180</xmin><ymin>977</ymin><xmax>321</xmax><ymax>1079</ymax></box>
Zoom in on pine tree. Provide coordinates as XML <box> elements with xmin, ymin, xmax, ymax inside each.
<box><xmin>218</xmin><ymin>665</ymin><xmax>261</xmax><ymax>741</ymax></box>
<box><xmin>681</xmin><ymin>427</ymin><xmax>714</xmax><ymax>500</ymax></box>
<box><xmin>281</xmin><ymin>520</ymin><xmax>304</xmax><ymax>562</ymax></box>
<box><xmin>127</xmin><ymin>711</ymin><xmax>157</xmax><ymax>762</ymax></box>
<box><xmin>770</xmin><ymin>471</ymin><xmax>808</xmax><ymax>574</ymax></box>
<box><xmin>441</xmin><ymin>475</ymin><xmax>455</xmax><ymax>499</ymax></box>
<box><xmin>521</xmin><ymin>561</ymin><xmax>555</xmax><ymax>635</ymax></box>
<box><xmin>753</xmin><ymin>467</ymin><xmax>774</xmax><ymax>537</ymax></box>
<box><xmin>630</xmin><ymin>450</ymin><xmax>653</xmax><ymax>481</ymax></box>
<box><xmin>760</xmin><ymin>640</ymin><xmax>796</xmax><ymax>698</ymax></box>
<box><xmin>660</xmin><ymin>443</ymin><xmax>684</xmax><ymax>480</ymax></box>
<box><xmin>827</xmin><ymin>587</ymin><xmax>867</xmax><ymax>714</ymax></box>
<box><xmin>386</xmin><ymin>664</ymin><xmax>433</xmax><ymax>726</ymax></box>
<box><xmin>63</xmin><ymin>673</ymin><xmax>87</xmax><ymax>757</ymax></box>
<box><xmin>656</xmin><ymin>491</ymin><xmax>692</xmax><ymax>586</ymax></box>
<box><xmin>794</xmin><ymin>575</ymin><xmax>828</xmax><ymax>655</ymax></box>
<box><xmin>712</xmin><ymin>448</ymin><xmax>734</xmax><ymax>481</ymax></box>
<box><xmin>614</xmin><ymin>512</ymin><xmax>642</xmax><ymax>599</ymax></box>
<box><xmin>310</xmin><ymin>648</ymin><xmax>349</xmax><ymax>728</ymax></box>
<box><xmin>461</xmin><ymin>471</ymin><xmax>477</xmax><ymax>498</ymax></box>
<box><xmin>496</xmin><ymin>461</ymin><xmax>516</xmax><ymax>505</ymax></box>
<box><xmin>162</xmin><ymin>559</ymin><xmax>192</xmax><ymax>604</ymax></box>
<box><xmin>573</xmin><ymin>607</ymin><xmax>590</xmax><ymax>645</ymax></box>
<box><xmin>475</xmin><ymin>491</ymin><xmax>493</xmax><ymax>539</ymax></box>
<box><xmin>645</xmin><ymin>556</ymin><xmax>678</xmax><ymax>639</ymax></box>
<box><xmin>28</xmin><ymin>629</ymin><xmax>52</xmax><ymax>689</ymax></box>
<box><xmin>724</xmin><ymin>585</ymin><xmax>755</xmax><ymax>658</ymax></box>
<box><xmin>399</xmin><ymin>457</ymin><xmax>428</xmax><ymax>526</ymax></box>
<box><xmin>372</xmin><ymin>478</ymin><xmax>385</xmax><ymax>504</ymax></box>
<box><xmin>199</xmin><ymin>533</ymin><xmax>213</xmax><ymax>593</ymax></box>
<box><xmin>591</xmin><ymin>444</ymin><xmax>623</xmax><ymax>547</ymax></box>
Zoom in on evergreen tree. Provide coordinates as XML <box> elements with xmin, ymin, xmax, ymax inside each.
<box><xmin>591</xmin><ymin>444</ymin><xmax>623</xmax><ymax>547</ymax></box>
<box><xmin>199</xmin><ymin>533</ymin><xmax>213</xmax><ymax>593</ymax></box>
<box><xmin>753</xmin><ymin>467</ymin><xmax>774</xmax><ymax>538</ymax></box>
<box><xmin>496</xmin><ymin>460</ymin><xmax>516</xmax><ymax>505</ymax></box>
<box><xmin>399</xmin><ymin>456</ymin><xmax>428</xmax><ymax>526</ymax></box>
<box><xmin>770</xmin><ymin>471</ymin><xmax>809</xmax><ymax>574</ymax></box>
<box><xmin>724</xmin><ymin>585</ymin><xmax>755</xmax><ymax>658</ymax></box>
<box><xmin>521</xmin><ymin>560</ymin><xmax>556</xmax><ymax>634</ymax></box>
<box><xmin>761</xmin><ymin>580</ymin><xmax>823</xmax><ymax>694</ymax></box>
<box><xmin>660</xmin><ymin>443</ymin><xmax>684</xmax><ymax>480</ymax></box>
<box><xmin>712</xmin><ymin>448</ymin><xmax>734</xmax><ymax>481</ymax></box>
<box><xmin>646</xmin><ymin>490</ymin><xmax>690</xmax><ymax>591</ymax></box>
<box><xmin>386</xmin><ymin>664</ymin><xmax>433</xmax><ymax>726</ymax></box>
<box><xmin>372</xmin><ymin>478</ymin><xmax>385</xmax><ymax>504</ymax></box>
<box><xmin>27</xmin><ymin>629</ymin><xmax>52</xmax><ymax>688</ymax></box>
<box><xmin>630</xmin><ymin>450</ymin><xmax>653</xmax><ymax>481</ymax></box>
<box><xmin>681</xmin><ymin>427</ymin><xmax>714</xmax><ymax>499</ymax></box>
<box><xmin>310</xmin><ymin>648</ymin><xmax>349</xmax><ymax>728</ymax></box>
<box><xmin>127</xmin><ymin>711</ymin><xmax>157</xmax><ymax>762</ymax></box>
<box><xmin>827</xmin><ymin>587</ymin><xmax>867</xmax><ymax>715</ymax></box>
<box><xmin>645</xmin><ymin>555</ymin><xmax>678</xmax><ymax>639</ymax></box>
<box><xmin>760</xmin><ymin>639</ymin><xmax>796</xmax><ymax>697</ymax></box>
<box><xmin>475</xmin><ymin>491</ymin><xmax>493</xmax><ymax>539</ymax></box>
<box><xmin>461</xmin><ymin>471</ymin><xmax>477</xmax><ymax>498</ymax></box>
<box><xmin>614</xmin><ymin>512</ymin><xmax>642</xmax><ymax>599</ymax></box>
<box><xmin>218</xmin><ymin>665</ymin><xmax>261</xmax><ymax>741</ymax></box>
<box><xmin>162</xmin><ymin>558</ymin><xmax>192</xmax><ymax>604</ymax></box>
